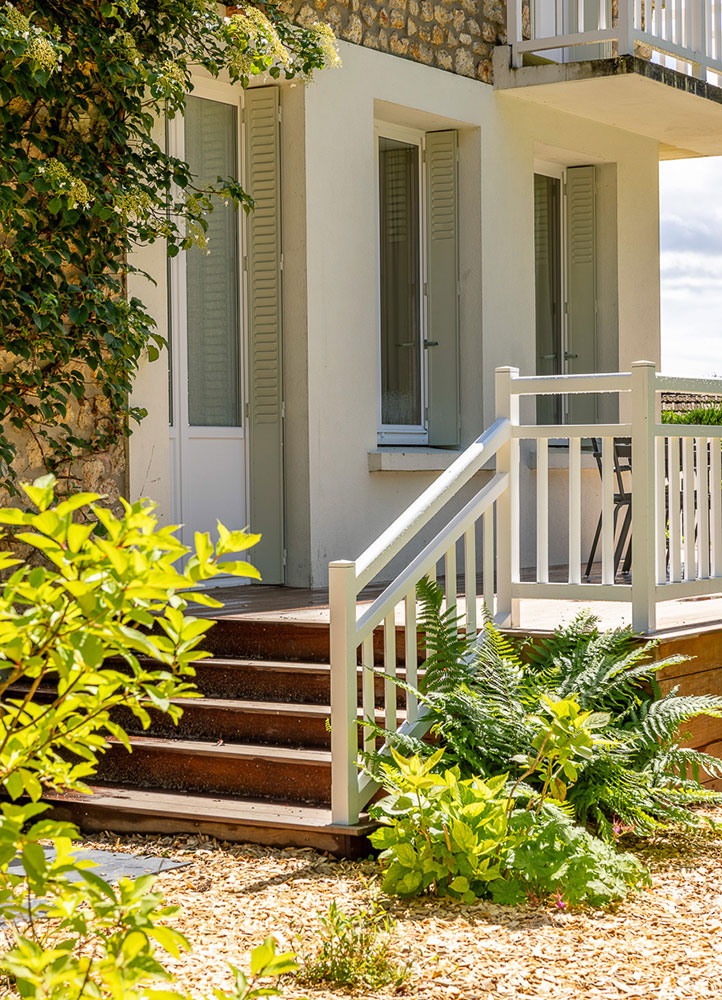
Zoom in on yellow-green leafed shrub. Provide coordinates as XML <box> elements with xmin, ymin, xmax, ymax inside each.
<box><xmin>0</xmin><ymin>476</ymin><xmax>300</xmax><ymax>1000</ymax></box>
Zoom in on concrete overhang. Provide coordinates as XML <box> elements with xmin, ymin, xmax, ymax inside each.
<box><xmin>493</xmin><ymin>47</ymin><xmax>722</xmax><ymax>160</ymax></box>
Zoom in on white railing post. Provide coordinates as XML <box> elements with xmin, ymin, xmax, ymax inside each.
<box><xmin>329</xmin><ymin>559</ymin><xmax>360</xmax><ymax>825</ymax></box>
<box><xmin>508</xmin><ymin>0</ymin><xmax>524</xmax><ymax>66</ymax></box>
<box><xmin>618</xmin><ymin>0</ymin><xmax>635</xmax><ymax>54</ymax></box>
<box><xmin>495</xmin><ymin>366</ymin><xmax>520</xmax><ymax>626</ymax></box>
<box><xmin>630</xmin><ymin>362</ymin><xmax>657</xmax><ymax>632</ymax></box>
<box><xmin>691</xmin><ymin>0</ymin><xmax>706</xmax><ymax>78</ymax></box>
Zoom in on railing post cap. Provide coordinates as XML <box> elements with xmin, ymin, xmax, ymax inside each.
<box><xmin>329</xmin><ymin>560</ymin><xmax>355</xmax><ymax>569</ymax></box>
<box><xmin>495</xmin><ymin>366</ymin><xmax>520</xmax><ymax>375</ymax></box>
<box><xmin>631</xmin><ymin>360</ymin><xmax>657</xmax><ymax>369</ymax></box>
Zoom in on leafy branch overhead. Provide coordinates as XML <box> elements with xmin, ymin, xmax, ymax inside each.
<box><xmin>0</xmin><ymin>1</ymin><xmax>338</xmax><ymax>493</ymax></box>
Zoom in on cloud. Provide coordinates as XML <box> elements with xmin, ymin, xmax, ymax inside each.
<box><xmin>660</xmin><ymin>158</ymin><xmax>722</xmax><ymax>376</ymax></box>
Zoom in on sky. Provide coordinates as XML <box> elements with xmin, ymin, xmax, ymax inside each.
<box><xmin>660</xmin><ymin>157</ymin><xmax>722</xmax><ymax>377</ymax></box>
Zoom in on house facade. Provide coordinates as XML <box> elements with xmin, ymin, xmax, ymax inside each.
<box><xmin>127</xmin><ymin>0</ymin><xmax>722</xmax><ymax>589</ymax></box>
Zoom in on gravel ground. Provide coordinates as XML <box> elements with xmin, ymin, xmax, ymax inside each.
<box><xmin>75</xmin><ymin>811</ymin><xmax>722</xmax><ymax>1000</ymax></box>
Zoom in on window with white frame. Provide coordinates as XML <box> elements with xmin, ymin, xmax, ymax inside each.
<box><xmin>376</xmin><ymin>124</ymin><xmax>460</xmax><ymax>448</ymax></box>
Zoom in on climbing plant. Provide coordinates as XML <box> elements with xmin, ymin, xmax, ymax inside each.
<box><xmin>0</xmin><ymin>0</ymin><xmax>337</xmax><ymax>495</ymax></box>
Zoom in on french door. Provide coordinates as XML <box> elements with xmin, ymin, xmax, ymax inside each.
<box><xmin>534</xmin><ymin>164</ymin><xmax>598</xmax><ymax>425</ymax></box>
<box><xmin>168</xmin><ymin>85</ymin><xmax>248</xmax><ymax>581</ymax></box>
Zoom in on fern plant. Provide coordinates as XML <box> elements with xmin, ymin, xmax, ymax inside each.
<box><xmin>367</xmin><ymin>579</ymin><xmax>722</xmax><ymax>837</ymax></box>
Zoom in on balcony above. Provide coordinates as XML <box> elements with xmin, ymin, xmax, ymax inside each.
<box><xmin>496</xmin><ymin>1</ymin><xmax>722</xmax><ymax>159</ymax></box>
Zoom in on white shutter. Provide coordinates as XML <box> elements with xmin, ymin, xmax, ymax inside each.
<box><xmin>245</xmin><ymin>86</ymin><xmax>284</xmax><ymax>583</ymax></box>
<box><xmin>425</xmin><ymin>130</ymin><xmax>460</xmax><ymax>447</ymax></box>
<box><xmin>566</xmin><ymin>165</ymin><xmax>598</xmax><ymax>423</ymax></box>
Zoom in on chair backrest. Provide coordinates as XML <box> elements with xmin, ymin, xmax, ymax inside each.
<box><xmin>589</xmin><ymin>436</ymin><xmax>632</xmax><ymax>499</ymax></box>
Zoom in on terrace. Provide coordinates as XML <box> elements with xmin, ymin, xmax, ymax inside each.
<box><xmin>496</xmin><ymin>1</ymin><xmax>722</xmax><ymax>158</ymax></box>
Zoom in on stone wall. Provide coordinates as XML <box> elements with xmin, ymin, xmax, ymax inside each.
<box><xmin>293</xmin><ymin>0</ymin><xmax>508</xmax><ymax>82</ymax></box>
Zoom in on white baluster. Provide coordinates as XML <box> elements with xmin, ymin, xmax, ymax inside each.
<box><xmin>482</xmin><ymin>508</ymin><xmax>494</xmax><ymax>618</ymax></box>
<box><xmin>711</xmin><ymin>437</ymin><xmax>722</xmax><ymax>577</ymax></box>
<box><xmin>601</xmin><ymin>436</ymin><xmax>615</xmax><ymax>584</ymax></box>
<box><xmin>445</xmin><ymin>542</ymin><xmax>457</xmax><ymax>611</ymax></box>
<box><xmin>361</xmin><ymin>634</ymin><xmax>375</xmax><ymax>755</ymax></box>
<box><xmin>383</xmin><ymin>611</ymin><xmax>397</xmax><ymax>733</ymax></box>
<box><xmin>655</xmin><ymin>435</ymin><xmax>667</xmax><ymax>585</ymax></box>
<box><xmin>404</xmin><ymin>590</ymin><xmax>418</xmax><ymax>725</ymax></box>
<box><xmin>537</xmin><ymin>438</ymin><xmax>549</xmax><ymax>584</ymax></box>
<box><xmin>698</xmin><ymin>438</ymin><xmax>710</xmax><ymax>579</ymax></box>
<box><xmin>464</xmin><ymin>524</ymin><xmax>478</xmax><ymax>637</ymax></box>
<box><xmin>568</xmin><ymin>437</ymin><xmax>582</xmax><ymax>585</ymax></box>
<box><xmin>669</xmin><ymin>437</ymin><xmax>682</xmax><ymax>583</ymax></box>
<box><xmin>682</xmin><ymin>436</ymin><xmax>696</xmax><ymax>580</ymax></box>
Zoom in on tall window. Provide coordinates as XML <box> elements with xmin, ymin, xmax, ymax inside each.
<box><xmin>376</xmin><ymin>125</ymin><xmax>460</xmax><ymax>448</ymax></box>
<box><xmin>378</xmin><ymin>132</ymin><xmax>425</xmax><ymax>439</ymax></box>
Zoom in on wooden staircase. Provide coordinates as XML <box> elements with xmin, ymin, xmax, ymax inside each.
<box><xmin>45</xmin><ymin>617</ymin><xmax>377</xmax><ymax>857</ymax></box>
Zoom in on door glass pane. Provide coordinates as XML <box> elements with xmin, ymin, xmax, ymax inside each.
<box><xmin>379</xmin><ymin>136</ymin><xmax>421</xmax><ymax>427</ymax></box>
<box><xmin>185</xmin><ymin>96</ymin><xmax>241</xmax><ymax>427</ymax></box>
<box><xmin>534</xmin><ymin>173</ymin><xmax>562</xmax><ymax>424</ymax></box>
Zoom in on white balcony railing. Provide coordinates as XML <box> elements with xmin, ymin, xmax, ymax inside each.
<box><xmin>329</xmin><ymin>363</ymin><xmax>722</xmax><ymax>824</ymax></box>
<box><xmin>508</xmin><ymin>1</ymin><xmax>722</xmax><ymax>82</ymax></box>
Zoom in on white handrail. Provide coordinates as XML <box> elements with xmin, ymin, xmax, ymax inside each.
<box><xmin>355</xmin><ymin>472</ymin><xmax>509</xmax><ymax>641</ymax></box>
<box><xmin>329</xmin><ymin>361</ymin><xmax>722</xmax><ymax>827</ymax></box>
<box><xmin>355</xmin><ymin>417</ymin><xmax>511</xmax><ymax>591</ymax></box>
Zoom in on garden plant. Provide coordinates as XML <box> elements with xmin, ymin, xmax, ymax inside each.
<box><xmin>0</xmin><ymin>475</ymin><xmax>298</xmax><ymax>999</ymax></box>
<box><xmin>365</xmin><ymin>578</ymin><xmax>722</xmax><ymax>908</ymax></box>
<box><xmin>0</xmin><ymin>1</ymin><xmax>338</xmax><ymax>494</ymax></box>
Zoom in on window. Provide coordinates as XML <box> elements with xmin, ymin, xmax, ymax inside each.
<box><xmin>376</xmin><ymin>125</ymin><xmax>460</xmax><ymax>447</ymax></box>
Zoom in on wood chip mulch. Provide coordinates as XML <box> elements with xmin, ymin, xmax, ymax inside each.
<box><xmin>80</xmin><ymin>811</ymin><xmax>722</xmax><ymax>1000</ymax></box>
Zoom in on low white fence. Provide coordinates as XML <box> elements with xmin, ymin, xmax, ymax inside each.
<box><xmin>329</xmin><ymin>362</ymin><xmax>722</xmax><ymax>824</ymax></box>
<box><xmin>508</xmin><ymin>0</ymin><xmax>722</xmax><ymax>80</ymax></box>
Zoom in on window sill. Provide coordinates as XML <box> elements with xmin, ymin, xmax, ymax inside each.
<box><xmin>368</xmin><ymin>447</ymin><xmax>461</xmax><ymax>472</ymax></box>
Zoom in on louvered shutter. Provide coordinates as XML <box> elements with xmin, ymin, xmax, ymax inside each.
<box><xmin>425</xmin><ymin>130</ymin><xmax>460</xmax><ymax>447</ymax></box>
<box><xmin>566</xmin><ymin>165</ymin><xmax>598</xmax><ymax>424</ymax></box>
<box><xmin>245</xmin><ymin>86</ymin><xmax>284</xmax><ymax>583</ymax></box>
<box><xmin>534</xmin><ymin>173</ymin><xmax>562</xmax><ymax>424</ymax></box>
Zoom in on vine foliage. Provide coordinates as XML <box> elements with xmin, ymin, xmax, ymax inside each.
<box><xmin>0</xmin><ymin>0</ymin><xmax>337</xmax><ymax>495</ymax></box>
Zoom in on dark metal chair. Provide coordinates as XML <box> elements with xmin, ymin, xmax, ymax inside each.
<box><xmin>584</xmin><ymin>438</ymin><xmax>633</xmax><ymax>580</ymax></box>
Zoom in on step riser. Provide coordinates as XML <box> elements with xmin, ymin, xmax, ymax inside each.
<box><xmin>114</xmin><ymin>704</ymin><xmax>333</xmax><ymax>749</ymax></box>
<box><xmin>192</xmin><ymin>662</ymin><xmax>414</xmax><ymax>706</ymax></box>
<box><xmin>199</xmin><ymin>618</ymin><xmax>423</xmax><ymax>666</ymax></box>
<box><xmin>96</xmin><ymin>744</ymin><xmax>331</xmax><ymax>805</ymax></box>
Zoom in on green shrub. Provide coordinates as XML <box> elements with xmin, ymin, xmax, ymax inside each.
<box><xmin>0</xmin><ymin>475</ymin><xmax>284</xmax><ymax>1000</ymax></box>
<box><xmin>298</xmin><ymin>898</ymin><xmax>409</xmax><ymax>991</ymax></box>
<box><xmin>368</xmin><ymin>580</ymin><xmax>722</xmax><ymax>838</ymax></box>
<box><xmin>661</xmin><ymin>406</ymin><xmax>722</xmax><ymax>424</ymax></box>
<box><xmin>369</xmin><ymin>749</ymin><xmax>649</xmax><ymax>908</ymax></box>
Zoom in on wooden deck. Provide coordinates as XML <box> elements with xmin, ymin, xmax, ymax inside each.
<box><xmin>193</xmin><ymin>575</ymin><xmax>722</xmax><ymax>639</ymax></box>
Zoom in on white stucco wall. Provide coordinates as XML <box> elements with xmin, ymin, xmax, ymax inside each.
<box><xmin>127</xmin><ymin>42</ymin><xmax>663</xmax><ymax>589</ymax></box>
<box><xmin>298</xmin><ymin>41</ymin><xmax>661</xmax><ymax>586</ymax></box>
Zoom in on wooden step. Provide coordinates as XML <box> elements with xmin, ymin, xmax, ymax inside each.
<box><xmin>44</xmin><ymin>785</ymin><xmax>375</xmax><ymax>857</ymax></box>
<box><xmin>119</xmin><ymin>698</ymin><xmax>333</xmax><ymax>748</ymax></box>
<box><xmin>191</xmin><ymin>657</ymin><xmax>415</xmax><ymax>705</ymax></box>
<box><xmin>95</xmin><ymin>736</ymin><xmax>332</xmax><ymax>805</ymax></box>
<box><xmin>199</xmin><ymin>618</ymin><xmax>331</xmax><ymax>662</ymax></box>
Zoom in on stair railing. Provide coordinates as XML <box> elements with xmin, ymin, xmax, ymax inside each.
<box><xmin>328</xmin><ymin>402</ymin><xmax>513</xmax><ymax>825</ymax></box>
<box><xmin>330</xmin><ymin>362</ymin><xmax>722</xmax><ymax>826</ymax></box>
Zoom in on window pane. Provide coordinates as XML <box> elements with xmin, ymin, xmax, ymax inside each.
<box><xmin>379</xmin><ymin>137</ymin><xmax>421</xmax><ymax>427</ymax></box>
<box><xmin>185</xmin><ymin>96</ymin><xmax>241</xmax><ymax>427</ymax></box>
<box><xmin>534</xmin><ymin>173</ymin><xmax>562</xmax><ymax>424</ymax></box>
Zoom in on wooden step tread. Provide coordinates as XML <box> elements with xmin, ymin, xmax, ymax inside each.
<box><xmin>48</xmin><ymin>785</ymin><xmax>369</xmax><ymax>833</ymax></box>
<box><xmin>169</xmin><ymin>697</ymin><xmax>332</xmax><ymax>716</ymax></box>
<box><xmin>45</xmin><ymin>785</ymin><xmax>375</xmax><ymax>856</ymax></box>
<box><xmin>111</xmin><ymin>734</ymin><xmax>331</xmax><ymax>765</ymax></box>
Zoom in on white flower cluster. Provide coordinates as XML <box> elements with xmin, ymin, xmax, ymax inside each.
<box><xmin>37</xmin><ymin>158</ymin><xmax>90</xmax><ymax>209</ymax></box>
<box><xmin>312</xmin><ymin>20</ymin><xmax>341</xmax><ymax>69</ymax></box>
<box><xmin>1</xmin><ymin>2</ymin><xmax>59</xmax><ymax>72</ymax></box>
<box><xmin>226</xmin><ymin>5</ymin><xmax>292</xmax><ymax>75</ymax></box>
